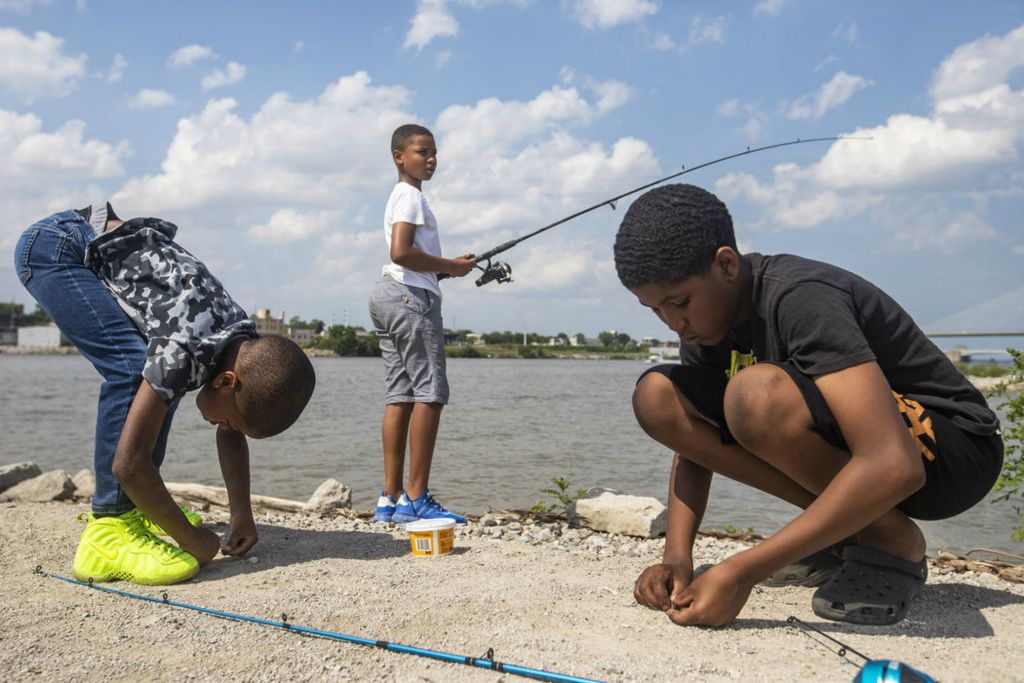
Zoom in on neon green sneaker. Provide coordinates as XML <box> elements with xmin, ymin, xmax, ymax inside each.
<box><xmin>141</xmin><ymin>506</ymin><xmax>204</xmax><ymax>536</ymax></box>
<box><xmin>72</xmin><ymin>509</ymin><xmax>199</xmax><ymax>585</ymax></box>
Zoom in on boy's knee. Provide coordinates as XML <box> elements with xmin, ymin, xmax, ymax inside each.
<box><xmin>723</xmin><ymin>365</ymin><xmax>803</xmax><ymax>448</ymax></box>
<box><xmin>633</xmin><ymin>372</ymin><xmax>689</xmax><ymax>437</ymax></box>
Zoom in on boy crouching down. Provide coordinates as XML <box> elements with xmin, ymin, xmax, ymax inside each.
<box><xmin>14</xmin><ymin>203</ymin><xmax>316</xmax><ymax>585</ymax></box>
<box><xmin>614</xmin><ymin>185</ymin><xmax>1002</xmax><ymax>627</ymax></box>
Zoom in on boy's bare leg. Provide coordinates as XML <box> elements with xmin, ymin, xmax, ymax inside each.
<box><xmin>406</xmin><ymin>402</ymin><xmax>444</xmax><ymax>499</ymax></box>
<box><xmin>633</xmin><ymin>372</ymin><xmax>818</xmax><ymax>511</ymax></box>
<box><xmin>634</xmin><ymin>370</ymin><xmax>925</xmax><ymax>562</ymax></box>
<box><xmin>381</xmin><ymin>403</ymin><xmax>413</xmax><ymax>498</ymax></box>
<box><xmin>722</xmin><ymin>364</ymin><xmax>925</xmax><ymax>562</ymax></box>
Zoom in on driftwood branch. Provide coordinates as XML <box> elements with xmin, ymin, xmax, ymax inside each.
<box><xmin>165</xmin><ymin>482</ymin><xmax>308</xmax><ymax>513</ymax></box>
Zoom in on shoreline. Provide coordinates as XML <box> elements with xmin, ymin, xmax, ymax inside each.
<box><xmin>2</xmin><ymin>500</ymin><xmax>1022</xmax><ymax>682</ymax></box>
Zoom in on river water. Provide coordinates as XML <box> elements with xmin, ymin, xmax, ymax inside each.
<box><xmin>1</xmin><ymin>354</ymin><xmax>1020</xmax><ymax>555</ymax></box>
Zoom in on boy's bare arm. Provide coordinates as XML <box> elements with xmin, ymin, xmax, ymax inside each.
<box><xmin>112</xmin><ymin>381</ymin><xmax>221</xmax><ymax>565</ymax></box>
<box><xmin>670</xmin><ymin>360</ymin><xmax>924</xmax><ymax>626</ymax></box>
<box><xmin>634</xmin><ymin>453</ymin><xmax>711</xmax><ymax>610</ymax></box>
<box><xmin>390</xmin><ymin>222</ymin><xmax>475</xmax><ymax>276</ymax></box>
<box><xmin>216</xmin><ymin>428</ymin><xmax>258</xmax><ymax>556</ymax></box>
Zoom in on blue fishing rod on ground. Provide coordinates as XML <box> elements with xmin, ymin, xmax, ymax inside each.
<box><xmin>35</xmin><ymin>566</ymin><xmax>602</xmax><ymax>683</ymax></box>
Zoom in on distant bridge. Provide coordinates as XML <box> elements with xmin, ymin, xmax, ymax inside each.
<box><xmin>925</xmin><ymin>332</ymin><xmax>1022</xmax><ymax>363</ymax></box>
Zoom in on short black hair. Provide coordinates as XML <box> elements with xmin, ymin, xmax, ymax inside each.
<box><xmin>391</xmin><ymin>123</ymin><xmax>434</xmax><ymax>153</ymax></box>
<box><xmin>235</xmin><ymin>336</ymin><xmax>316</xmax><ymax>438</ymax></box>
<box><xmin>613</xmin><ymin>184</ymin><xmax>736</xmax><ymax>289</ymax></box>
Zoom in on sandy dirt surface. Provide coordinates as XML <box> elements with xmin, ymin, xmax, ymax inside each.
<box><xmin>2</xmin><ymin>501</ymin><xmax>1022</xmax><ymax>682</ymax></box>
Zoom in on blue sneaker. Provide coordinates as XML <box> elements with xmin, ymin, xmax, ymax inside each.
<box><xmin>372</xmin><ymin>492</ymin><xmax>397</xmax><ymax>523</ymax></box>
<box><xmin>392</xmin><ymin>490</ymin><xmax>467</xmax><ymax>524</ymax></box>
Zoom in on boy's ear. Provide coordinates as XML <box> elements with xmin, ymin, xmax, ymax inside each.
<box><xmin>392</xmin><ymin>148</ymin><xmax>403</xmax><ymax>166</ymax></box>
<box><xmin>212</xmin><ymin>370</ymin><xmax>240</xmax><ymax>390</ymax></box>
<box><xmin>714</xmin><ymin>246</ymin><xmax>740</xmax><ymax>280</ymax></box>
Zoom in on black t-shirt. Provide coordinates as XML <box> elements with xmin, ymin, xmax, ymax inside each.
<box><xmin>680</xmin><ymin>253</ymin><xmax>998</xmax><ymax>436</ymax></box>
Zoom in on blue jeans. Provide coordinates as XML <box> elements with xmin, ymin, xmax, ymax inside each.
<box><xmin>14</xmin><ymin>211</ymin><xmax>175</xmax><ymax>515</ymax></box>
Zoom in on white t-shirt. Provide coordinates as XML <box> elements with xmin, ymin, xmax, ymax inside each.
<box><xmin>382</xmin><ymin>182</ymin><xmax>442</xmax><ymax>296</ymax></box>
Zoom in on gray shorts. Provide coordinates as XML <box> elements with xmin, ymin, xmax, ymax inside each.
<box><xmin>368</xmin><ymin>274</ymin><xmax>449</xmax><ymax>404</ymax></box>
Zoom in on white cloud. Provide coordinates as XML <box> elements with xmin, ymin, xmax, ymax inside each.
<box><xmin>115</xmin><ymin>71</ymin><xmax>414</xmax><ymax>215</ymax></box>
<box><xmin>248</xmin><ymin>208</ymin><xmax>341</xmax><ymax>244</ymax></box>
<box><xmin>127</xmin><ymin>88</ymin><xmax>176</xmax><ymax>109</ymax></box>
<box><xmin>167</xmin><ymin>44</ymin><xmax>215</xmax><ymax>68</ymax></box>
<box><xmin>711</xmin><ymin>23</ymin><xmax>1024</xmax><ymax>257</ymax></box>
<box><xmin>435</xmin><ymin>50</ymin><xmax>452</xmax><ymax>69</ymax></box>
<box><xmin>590</xmin><ymin>79</ymin><xmax>632</xmax><ymax>113</ymax></box>
<box><xmin>716</xmin><ymin>98</ymin><xmax>739</xmax><ymax>117</ymax></box>
<box><xmin>0</xmin><ymin>28</ymin><xmax>86</xmax><ymax>102</ymax></box>
<box><xmin>652</xmin><ymin>33</ymin><xmax>675</xmax><ymax>51</ymax></box>
<box><xmin>931</xmin><ymin>24</ymin><xmax>1024</xmax><ymax>101</ymax></box>
<box><xmin>103</xmin><ymin>53</ymin><xmax>127</xmax><ymax>83</ymax></box>
<box><xmin>201</xmin><ymin>61</ymin><xmax>246</xmax><ymax>90</ymax></box>
<box><xmin>1013</xmin><ymin>243</ymin><xmax>1024</xmax><ymax>257</ymax></box>
<box><xmin>567</xmin><ymin>0</ymin><xmax>658</xmax><ymax>30</ymax></box>
<box><xmin>0</xmin><ymin>109</ymin><xmax>127</xmax><ymax>251</ymax></box>
<box><xmin>716</xmin><ymin>99</ymin><xmax>766</xmax><ymax>141</ymax></box>
<box><xmin>293</xmin><ymin>40</ymin><xmax>304</xmax><ymax>54</ymax></box>
<box><xmin>785</xmin><ymin>71</ymin><xmax>873</xmax><ymax>120</ymax></box>
<box><xmin>687</xmin><ymin>15</ymin><xmax>727</xmax><ymax>47</ymax></box>
<box><xmin>655</xmin><ymin>14</ymin><xmax>728</xmax><ymax>53</ymax></box>
<box><xmin>405</xmin><ymin>0</ymin><xmax>459</xmax><ymax>51</ymax></box>
<box><xmin>833</xmin><ymin>21</ymin><xmax>859</xmax><ymax>44</ymax></box>
<box><xmin>752</xmin><ymin>0</ymin><xmax>786</xmax><ymax>16</ymax></box>
<box><xmin>888</xmin><ymin>211</ymin><xmax>999</xmax><ymax>254</ymax></box>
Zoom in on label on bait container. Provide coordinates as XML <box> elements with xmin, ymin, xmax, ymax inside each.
<box><xmin>406</xmin><ymin>518</ymin><xmax>456</xmax><ymax>557</ymax></box>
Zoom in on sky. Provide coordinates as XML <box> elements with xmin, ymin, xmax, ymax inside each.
<box><xmin>0</xmin><ymin>0</ymin><xmax>1022</xmax><ymax>340</ymax></box>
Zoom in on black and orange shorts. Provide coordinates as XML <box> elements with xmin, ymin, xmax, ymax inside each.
<box><xmin>640</xmin><ymin>362</ymin><xmax>1004</xmax><ymax>521</ymax></box>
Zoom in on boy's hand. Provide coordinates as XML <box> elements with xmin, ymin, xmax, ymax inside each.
<box><xmin>666</xmin><ymin>560</ymin><xmax>754</xmax><ymax>627</ymax></box>
<box><xmin>222</xmin><ymin>513</ymin><xmax>259</xmax><ymax>556</ymax></box>
<box><xmin>180</xmin><ymin>526</ymin><xmax>222</xmax><ymax>567</ymax></box>
<box><xmin>445</xmin><ymin>254</ymin><xmax>476</xmax><ymax>277</ymax></box>
<box><xmin>634</xmin><ymin>561</ymin><xmax>693</xmax><ymax>611</ymax></box>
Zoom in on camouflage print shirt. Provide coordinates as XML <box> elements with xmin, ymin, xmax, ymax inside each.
<box><xmin>85</xmin><ymin>215</ymin><xmax>257</xmax><ymax>405</ymax></box>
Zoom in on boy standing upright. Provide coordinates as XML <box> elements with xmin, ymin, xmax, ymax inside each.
<box><xmin>614</xmin><ymin>184</ymin><xmax>1002</xmax><ymax>626</ymax></box>
<box><xmin>368</xmin><ymin>124</ymin><xmax>475</xmax><ymax>524</ymax></box>
<box><xmin>14</xmin><ymin>204</ymin><xmax>316</xmax><ymax>585</ymax></box>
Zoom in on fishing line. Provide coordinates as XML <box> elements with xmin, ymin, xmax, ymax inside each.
<box><xmin>34</xmin><ymin>566</ymin><xmax>601</xmax><ymax>683</ymax></box>
<box><xmin>787</xmin><ymin>615</ymin><xmax>936</xmax><ymax>682</ymax></box>
<box><xmin>455</xmin><ymin>136</ymin><xmax>871</xmax><ymax>287</ymax></box>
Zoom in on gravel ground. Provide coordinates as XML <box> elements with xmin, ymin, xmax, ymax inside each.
<box><xmin>1</xmin><ymin>501</ymin><xmax>1022</xmax><ymax>682</ymax></box>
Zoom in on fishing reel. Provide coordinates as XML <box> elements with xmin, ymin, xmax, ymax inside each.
<box><xmin>475</xmin><ymin>260</ymin><xmax>513</xmax><ymax>287</ymax></box>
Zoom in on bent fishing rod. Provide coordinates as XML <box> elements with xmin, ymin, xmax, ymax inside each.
<box><xmin>454</xmin><ymin>136</ymin><xmax>869</xmax><ymax>287</ymax></box>
<box><xmin>35</xmin><ymin>567</ymin><xmax>601</xmax><ymax>683</ymax></box>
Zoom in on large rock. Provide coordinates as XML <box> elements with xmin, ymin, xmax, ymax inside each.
<box><xmin>0</xmin><ymin>462</ymin><xmax>42</xmax><ymax>493</ymax></box>
<box><xmin>2</xmin><ymin>469</ymin><xmax>76</xmax><ymax>502</ymax></box>
<box><xmin>567</xmin><ymin>488</ymin><xmax>667</xmax><ymax>538</ymax></box>
<box><xmin>306</xmin><ymin>478</ymin><xmax>352</xmax><ymax>510</ymax></box>
<box><xmin>72</xmin><ymin>469</ymin><xmax>95</xmax><ymax>499</ymax></box>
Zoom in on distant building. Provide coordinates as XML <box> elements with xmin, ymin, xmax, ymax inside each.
<box><xmin>1</xmin><ymin>304</ymin><xmax>35</xmax><ymax>346</ymax></box>
<box><xmin>252</xmin><ymin>308</ymin><xmax>286</xmax><ymax>336</ymax></box>
<box><xmin>18</xmin><ymin>325</ymin><xmax>62</xmax><ymax>348</ymax></box>
<box><xmin>466</xmin><ymin>332</ymin><xmax>484</xmax><ymax>346</ymax></box>
<box><xmin>288</xmin><ymin>328</ymin><xmax>316</xmax><ymax>346</ymax></box>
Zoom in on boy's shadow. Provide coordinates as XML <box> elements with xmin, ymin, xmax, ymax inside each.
<box><xmin>199</xmin><ymin>522</ymin><xmax>408</xmax><ymax>582</ymax></box>
<box><xmin>732</xmin><ymin>583</ymin><xmax>1024</xmax><ymax>638</ymax></box>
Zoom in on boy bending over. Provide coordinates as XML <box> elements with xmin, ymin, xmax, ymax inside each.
<box><xmin>15</xmin><ymin>204</ymin><xmax>316</xmax><ymax>585</ymax></box>
<box><xmin>614</xmin><ymin>185</ymin><xmax>1002</xmax><ymax>626</ymax></box>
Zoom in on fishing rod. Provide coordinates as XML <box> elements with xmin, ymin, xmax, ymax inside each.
<box><xmin>457</xmin><ymin>136</ymin><xmax>869</xmax><ymax>287</ymax></box>
<box><xmin>787</xmin><ymin>616</ymin><xmax>935</xmax><ymax>682</ymax></box>
<box><xmin>34</xmin><ymin>567</ymin><xmax>601</xmax><ymax>683</ymax></box>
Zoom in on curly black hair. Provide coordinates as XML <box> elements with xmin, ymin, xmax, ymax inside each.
<box><xmin>613</xmin><ymin>184</ymin><xmax>736</xmax><ymax>289</ymax></box>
